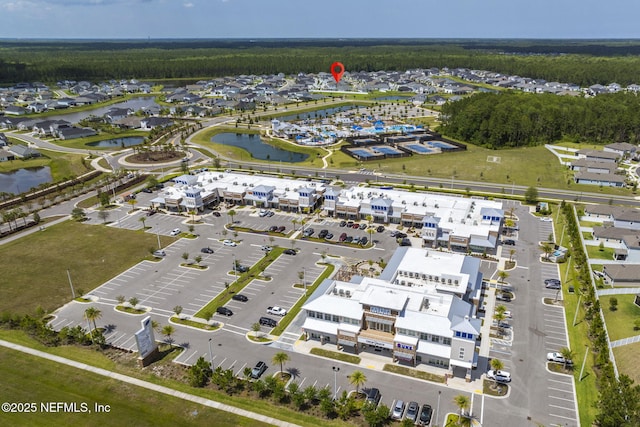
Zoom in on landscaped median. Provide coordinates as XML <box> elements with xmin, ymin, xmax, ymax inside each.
<box><xmin>382</xmin><ymin>364</ymin><xmax>446</xmax><ymax>384</ymax></box>
<box><xmin>193</xmin><ymin>247</ymin><xmax>285</xmax><ymax>320</ymax></box>
<box><xmin>309</xmin><ymin>348</ymin><xmax>361</xmax><ymax>364</ymax></box>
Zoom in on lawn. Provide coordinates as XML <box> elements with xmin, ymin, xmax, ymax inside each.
<box><xmin>0</xmin><ymin>148</ymin><xmax>90</xmax><ymax>182</ymax></box>
<box><xmin>612</xmin><ymin>341</ymin><xmax>640</xmax><ymax>385</ymax></box>
<box><xmin>585</xmin><ymin>245</ymin><xmax>615</xmax><ymax>260</ymax></box>
<box><xmin>0</xmin><ymin>220</ymin><xmax>175</xmax><ymax>315</ymax></box>
<box><xmin>0</xmin><ymin>346</ymin><xmax>268</xmax><ymax>427</ymax></box>
<box><xmin>600</xmin><ymin>295</ymin><xmax>640</xmax><ymax>342</ymax></box>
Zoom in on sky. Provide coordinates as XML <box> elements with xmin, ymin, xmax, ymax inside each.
<box><xmin>0</xmin><ymin>0</ymin><xmax>638</xmax><ymax>40</ymax></box>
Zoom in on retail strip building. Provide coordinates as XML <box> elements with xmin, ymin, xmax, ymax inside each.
<box><xmin>301</xmin><ymin>247</ymin><xmax>484</xmax><ymax>380</ymax></box>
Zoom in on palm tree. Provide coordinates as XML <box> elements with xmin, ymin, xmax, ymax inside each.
<box><xmin>541</xmin><ymin>242</ymin><xmax>554</xmax><ymax>261</ymax></box>
<box><xmin>272</xmin><ymin>351</ymin><xmax>289</xmax><ymax>379</ymax></box>
<box><xmin>139</xmin><ymin>216</ymin><xmax>146</xmax><ymax>229</ymax></box>
<box><xmin>162</xmin><ymin>325</ymin><xmax>175</xmax><ymax>346</ymax></box>
<box><xmin>560</xmin><ymin>347</ymin><xmax>574</xmax><ymax>370</ymax></box>
<box><xmin>127</xmin><ymin>198</ymin><xmax>138</xmax><ymax>213</ymax></box>
<box><xmin>508</xmin><ymin>249</ymin><xmax>516</xmax><ymax>263</ymax></box>
<box><xmin>453</xmin><ymin>394</ymin><xmax>470</xmax><ymax>419</ymax></box>
<box><xmin>227</xmin><ymin>209</ymin><xmax>236</xmax><ymax>225</ymax></box>
<box><xmin>173</xmin><ymin>305</ymin><xmax>183</xmax><ymax>318</ymax></box>
<box><xmin>129</xmin><ymin>297</ymin><xmax>139</xmax><ymax>308</ymax></box>
<box><xmin>494</xmin><ymin>311</ymin><xmax>507</xmax><ymax>336</ymax></box>
<box><xmin>348</xmin><ymin>370</ymin><xmax>367</xmax><ymax>396</ymax></box>
<box><xmin>84</xmin><ymin>306</ymin><xmax>102</xmax><ymax>333</ymax></box>
<box><xmin>497</xmin><ymin>270</ymin><xmax>509</xmax><ymax>283</ymax></box>
<box><xmin>489</xmin><ymin>358</ymin><xmax>504</xmax><ymax>389</ymax></box>
<box><xmin>252</xmin><ymin>322</ymin><xmax>262</xmax><ymax>338</ymax></box>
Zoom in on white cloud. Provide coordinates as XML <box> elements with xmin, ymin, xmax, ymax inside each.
<box><xmin>183</xmin><ymin>1</ymin><xmax>193</xmax><ymax>7</ymax></box>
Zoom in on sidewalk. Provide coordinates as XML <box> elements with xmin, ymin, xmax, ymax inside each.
<box><xmin>293</xmin><ymin>339</ymin><xmax>483</xmax><ymax>395</ymax></box>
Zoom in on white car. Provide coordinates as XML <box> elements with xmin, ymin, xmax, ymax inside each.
<box><xmin>152</xmin><ymin>250</ymin><xmax>166</xmax><ymax>257</ymax></box>
<box><xmin>503</xmin><ymin>310</ymin><xmax>512</xmax><ymax>318</ymax></box>
<box><xmin>547</xmin><ymin>352</ymin><xmax>573</xmax><ymax>365</ymax></box>
<box><xmin>540</xmin><ymin>217</ymin><xmax>553</xmax><ymax>222</ymax></box>
<box><xmin>169</xmin><ymin>228</ymin><xmax>181</xmax><ymax>236</ymax></box>
<box><xmin>223</xmin><ymin>239</ymin><xmax>237</xmax><ymax>247</ymax></box>
<box><xmin>260</xmin><ymin>245</ymin><xmax>273</xmax><ymax>252</ymax></box>
<box><xmin>486</xmin><ymin>369</ymin><xmax>512</xmax><ymax>383</ymax></box>
<box><xmin>267</xmin><ymin>306</ymin><xmax>287</xmax><ymax>316</ymax></box>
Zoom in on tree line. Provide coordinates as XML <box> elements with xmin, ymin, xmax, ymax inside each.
<box><xmin>3</xmin><ymin>41</ymin><xmax>640</xmax><ymax>85</ymax></box>
<box><xmin>440</xmin><ymin>91</ymin><xmax>640</xmax><ymax>148</ymax></box>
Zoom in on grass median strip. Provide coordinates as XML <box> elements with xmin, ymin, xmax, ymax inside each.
<box><xmin>309</xmin><ymin>348</ymin><xmax>361</xmax><ymax>364</ymax></box>
<box><xmin>382</xmin><ymin>364</ymin><xmax>446</xmax><ymax>383</ymax></box>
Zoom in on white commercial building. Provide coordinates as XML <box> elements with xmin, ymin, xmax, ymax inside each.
<box><xmin>301</xmin><ymin>247</ymin><xmax>483</xmax><ymax>379</ymax></box>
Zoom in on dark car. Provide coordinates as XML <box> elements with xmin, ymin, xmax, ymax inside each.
<box><xmin>250</xmin><ymin>361</ymin><xmax>267</xmax><ymax>379</ymax></box>
<box><xmin>360</xmin><ymin>236</ymin><xmax>368</xmax><ymax>246</ymax></box>
<box><xmin>283</xmin><ymin>249</ymin><xmax>297</xmax><ymax>255</ymax></box>
<box><xmin>396</xmin><ymin>232</ymin><xmax>407</xmax><ymax>239</ymax></box>
<box><xmin>268</xmin><ymin>225</ymin><xmax>278</xmax><ymax>232</ymax></box>
<box><xmin>201</xmin><ymin>247</ymin><xmax>214</xmax><ymax>254</ymax></box>
<box><xmin>376</xmin><ymin>225</ymin><xmax>385</xmax><ymax>232</ymax></box>
<box><xmin>259</xmin><ymin>316</ymin><xmax>278</xmax><ymax>327</ymax></box>
<box><xmin>405</xmin><ymin>401</ymin><xmax>419</xmax><ymax>422</ymax></box>
<box><xmin>503</xmin><ymin>239</ymin><xmax>516</xmax><ymax>246</ymax></box>
<box><xmin>231</xmin><ymin>294</ymin><xmax>248</xmax><ymax>302</ymax></box>
<box><xmin>345</xmin><ymin>236</ymin><xmax>353</xmax><ymax>243</ymax></box>
<box><xmin>339</xmin><ymin>220</ymin><xmax>347</xmax><ymax>227</ymax></box>
<box><xmin>418</xmin><ymin>404</ymin><xmax>433</xmax><ymax>426</ymax></box>
<box><xmin>365</xmin><ymin>388</ymin><xmax>381</xmax><ymax>406</ymax></box>
<box><xmin>544</xmin><ymin>278</ymin><xmax>561</xmax><ymax>286</ymax></box>
<box><xmin>216</xmin><ymin>306</ymin><xmax>233</xmax><ymax>316</ymax></box>
<box><xmin>303</xmin><ymin>228</ymin><xmax>315</xmax><ymax>237</ymax></box>
<box><xmin>212</xmin><ymin>211</ymin><xmax>221</xmax><ymax>217</ymax></box>
<box><xmin>339</xmin><ymin>232</ymin><xmax>347</xmax><ymax>242</ymax></box>
<box><xmin>359</xmin><ymin>223</ymin><xmax>367</xmax><ymax>230</ymax></box>
<box><xmin>545</xmin><ymin>282</ymin><xmax>561</xmax><ymax>290</ymax></box>
<box><xmin>146</xmin><ymin>210</ymin><xmax>156</xmax><ymax>217</ymax></box>
<box><xmin>277</xmin><ymin>226</ymin><xmax>286</xmax><ymax>233</ymax></box>
<box><xmin>399</xmin><ymin>237</ymin><xmax>412</xmax><ymax>246</ymax></box>
<box><xmin>141</xmin><ymin>187</ymin><xmax>153</xmax><ymax>194</ymax></box>
<box><xmin>318</xmin><ymin>229</ymin><xmax>329</xmax><ymax>238</ymax></box>
<box><xmin>236</xmin><ymin>265</ymin><xmax>249</xmax><ymax>273</ymax></box>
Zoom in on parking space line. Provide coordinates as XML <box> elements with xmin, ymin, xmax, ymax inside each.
<box><xmin>182</xmin><ymin>349</ymin><xmax>200</xmax><ymax>365</ymax></box>
<box><xmin>549</xmin><ymin>413</ymin><xmax>577</xmax><ymax>422</ymax></box>
<box><xmin>548</xmin><ymin>378</ymin><xmax>572</xmax><ymax>385</ymax></box>
<box><xmin>216</xmin><ymin>357</ymin><xmax>227</xmax><ymax>368</ymax></box>
<box><xmin>236</xmin><ymin>363</ymin><xmax>247</xmax><ymax>377</ymax></box>
<box><xmin>548</xmin><ymin>395</ymin><xmax>575</xmax><ymax>402</ymax></box>
<box><xmin>549</xmin><ymin>403</ymin><xmax>575</xmax><ymax>411</ymax></box>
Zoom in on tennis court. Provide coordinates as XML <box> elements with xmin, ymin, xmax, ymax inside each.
<box><xmin>429</xmin><ymin>140</ymin><xmax>456</xmax><ymax>149</ymax></box>
<box><xmin>372</xmin><ymin>146</ymin><xmax>403</xmax><ymax>155</ymax></box>
<box><xmin>406</xmin><ymin>144</ymin><xmax>433</xmax><ymax>154</ymax></box>
<box><xmin>348</xmin><ymin>148</ymin><xmax>376</xmax><ymax>158</ymax></box>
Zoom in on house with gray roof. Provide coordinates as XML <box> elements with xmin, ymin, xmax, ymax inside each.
<box><xmin>574</xmin><ymin>171</ymin><xmax>626</xmax><ymax>187</ymax></box>
<box><xmin>602</xmin><ymin>264</ymin><xmax>640</xmax><ymax>286</ymax></box>
<box><xmin>9</xmin><ymin>145</ymin><xmax>40</xmax><ymax>158</ymax></box>
<box><xmin>57</xmin><ymin>127</ymin><xmax>97</xmax><ymax>140</ymax></box>
<box><xmin>603</xmin><ymin>142</ymin><xmax>638</xmax><ymax>157</ymax></box>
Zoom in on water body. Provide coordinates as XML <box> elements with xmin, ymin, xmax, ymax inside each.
<box><xmin>45</xmin><ymin>97</ymin><xmax>159</xmax><ymax>124</ymax></box>
<box><xmin>87</xmin><ymin>136</ymin><xmax>145</xmax><ymax>148</ymax></box>
<box><xmin>212</xmin><ymin>133</ymin><xmax>308</xmax><ymax>162</ymax></box>
<box><xmin>275</xmin><ymin>105</ymin><xmax>358</xmax><ymax>122</ymax></box>
<box><xmin>0</xmin><ymin>166</ymin><xmax>52</xmax><ymax>195</ymax></box>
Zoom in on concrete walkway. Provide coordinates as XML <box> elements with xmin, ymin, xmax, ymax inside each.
<box><xmin>0</xmin><ymin>339</ymin><xmax>300</xmax><ymax>427</ymax></box>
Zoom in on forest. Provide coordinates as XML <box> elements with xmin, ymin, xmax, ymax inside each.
<box><xmin>439</xmin><ymin>91</ymin><xmax>640</xmax><ymax>148</ymax></box>
<box><xmin>2</xmin><ymin>39</ymin><xmax>640</xmax><ymax>86</ymax></box>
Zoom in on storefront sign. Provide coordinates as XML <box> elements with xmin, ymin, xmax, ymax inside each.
<box><xmin>396</xmin><ymin>343</ymin><xmax>414</xmax><ymax>351</ymax></box>
<box><xmin>358</xmin><ymin>337</ymin><xmax>393</xmax><ymax>349</ymax></box>
<box><xmin>370</xmin><ymin>306</ymin><xmax>392</xmax><ymax>316</ymax></box>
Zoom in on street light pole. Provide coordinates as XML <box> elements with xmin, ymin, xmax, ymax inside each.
<box><xmin>332</xmin><ymin>366</ymin><xmax>340</xmax><ymax>400</ymax></box>
<box><xmin>579</xmin><ymin>346</ymin><xmax>589</xmax><ymax>381</ymax></box>
<box><xmin>436</xmin><ymin>390</ymin><xmax>441</xmax><ymax>427</ymax></box>
<box><xmin>157</xmin><ymin>232</ymin><xmax>161</xmax><ymax>249</ymax></box>
<box><xmin>233</xmin><ymin>255</ymin><xmax>237</xmax><ymax>279</ymax></box>
<box><xmin>67</xmin><ymin>269</ymin><xmax>76</xmax><ymax>299</ymax></box>
<box><xmin>208</xmin><ymin>338</ymin><xmax>214</xmax><ymax>368</ymax></box>
<box><xmin>303</xmin><ymin>267</ymin><xmax>306</xmax><ymax>294</ymax></box>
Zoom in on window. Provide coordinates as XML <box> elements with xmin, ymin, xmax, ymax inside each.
<box><xmin>443</xmin><ymin>338</ymin><xmax>452</xmax><ymax>345</ymax></box>
<box><xmin>431</xmin><ymin>335</ymin><xmax>440</xmax><ymax>343</ymax></box>
<box><xmin>308</xmin><ymin>311</ymin><xmax>316</xmax><ymax>318</ymax></box>
<box><xmin>332</xmin><ymin>315</ymin><xmax>340</xmax><ymax>323</ymax></box>
<box><xmin>458</xmin><ymin>347</ymin><xmax>465</xmax><ymax>359</ymax></box>
<box><xmin>455</xmin><ymin>331</ymin><xmax>461</xmax><ymax>337</ymax></box>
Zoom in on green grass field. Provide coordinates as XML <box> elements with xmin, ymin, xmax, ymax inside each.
<box><xmin>600</xmin><ymin>295</ymin><xmax>640</xmax><ymax>342</ymax></box>
<box><xmin>0</xmin><ymin>346</ymin><xmax>268</xmax><ymax>427</ymax></box>
<box><xmin>612</xmin><ymin>341</ymin><xmax>640</xmax><ymax>385</ymax></box>
<box><xmin>585</xmin><ymin>245</ymin><xmax>615</xmax><ymax>260</ymax></box>
<box><xmin>0</xmin><ymin>149</ymin><xmax>90</xmax><ymax>181</ymax></box>
<box><xmin>0</xmin><ymin>221</ymin><xmax>174</xmax><ymax>315</ymax></box>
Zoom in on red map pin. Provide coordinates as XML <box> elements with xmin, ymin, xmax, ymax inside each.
<box><xmin>330</xmin><ymin>62</ymin><xmax>345</xmax><ymax>84</ymax></box>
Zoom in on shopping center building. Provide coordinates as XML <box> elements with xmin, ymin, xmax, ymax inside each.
<box><xmin>301</xmin><ymin>247</ymin><xmax>484</xmax><ymax>380</ymax></box>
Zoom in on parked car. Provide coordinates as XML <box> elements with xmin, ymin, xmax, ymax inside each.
<box><xmin>339</xmin><ymin>220</ymin><xmax>347</xmax><ymax>227</ymax></box>
<box><xmin>267</xmin><ymin>306</ymin><xmax>287</xmax><ymax>316</ymax></box>
<box><xmin>212</xmin><ymin>211</ymin><xmax>221</xmax><ymax>217</ymax></box>
<box><xmin>259</xmin><ymin>316</ymin><xmax>278</xmax><ymax>327</ymax></box>
<box><xmin>541</xmin><ymin>217</ymin><xmax>553</xmax><ymax>222</ymax></box>
<box><xmin>250</xmin><ymin>361</ymin><xmax>267</xmax><ymax>379</ymax></box>
<box><xmin>223</xmin><ymin>239</ymin><xmax>237</xmax><ymax>247</ymax></box>
<box><xmin>345</xmin><ymin>236</ymin><xmax>353</xmax><ymax>243</ymax></box>
<box><xmin>547</xmin><ymin>352</ymin><xmax>573</xmax><ymax>365</ymax></box>
<box><xmin>360</xmin><ymin>236</ymin><xmax>368</xmax><ymax>246</ymax></box>
<box><xmin>169</xmin><ymin>228</ymin><xmax>181</xmax><ymax>236</ymax></box>
<box><xmin>231</xmin><ymin>294</ymin><xmax>248</xmax><ymax>302</ymax></box>
<box><xmin>496</xmin><ymin>293</ymin><xmax>512</xmax><ymax>302</ymax></box>
<box><xmin>235</xmin><ymin>265</ymin><xmax>249</xmax><ymax>273</ymax></box>
<box><xmin>216</xmin><ymin>306</ymin><xmax>233</xmax><ymax>316</ymax></box>
<box><xmin>283</xmin><ymin>249</ymin><xmax>297</xmax><ymax>255</ymax></box>
<box><xmin>325</xmin><ymin>233</ymin><xmax>334</xmax><ymax>240</ymax></box>
<box><xmin>399</xmin><ymin>237</ymin><xmax>412</xmax><ymax>246</ymax></box>
<box><xmin>486</xmin><ymin>369</ymin><xmax>512</xmax><ymax>383</ymax></box>
<box><xmin>545</xmin><ymin>281</ymin><xmax>561</xmax><ymax>290</ymax></box>
<box><xmin>347</xmin><ymin>221</ymin><xmax>354</xmax><ymax>227</ymax></box>
<box><xmin>339</xmin><ymin>232</ymin><xmax>347</xmax><ymax>242</ymax></box>
<box><xmin>267</xmin><ymin>211</ymin><xmax>274</xmax><ymax>217</ymax></box>
<box><xmin>201</xmin><ymin>247</ymin><xmax>214</xmax><ymax>254</ymax></box>
<box><xmin>503</xmin><ymin>239</ymin><xmax>516</xmax><ymax>246</ymax></box>
<box><xmin>391</xmin><ymin>400</ymin><xmax>406</xmax><ymax>420</ymax></box>
<box><xmin>418</xmin><ymin>404</ymin><xmax>433</xmax><ymax>426</ymax></box>
<box><xmin>376</xmin><ymin>225</ymin><xmax>385</xmax><ymax>232</ymax></box>
<box><xmin>318</xmin><ymin>229</ymin><xmax>329</xmax><ymax>238</ymax></box>
<box><xmin>261</xmin><ymin>245</ymin><xmax>273</xmax><ymax>252</ymax></box>
<box><xmin>359</xmin><ymin>223</ymin><xmax>367</xmax><ymax>230</ymax></box>
<box><xmin>152</xmin><ymin>250</ymin><xmax>166</xmax><ymax>257</ymax></box>
<box><xmin>146</xmin><ymin>209</ymin><xmax>156</xmax><ymax>217</ymax></box>
<box><xmin>405</xmin><ymin>401</ymin><xmax>419</xmax><ymax>422</ymax></box>
<box><xmin>141</xmin><ymin>187</ymin><xmax>153</xmax><ymax>194</ymax></box>
<box><xmin>276</xmin><ymin>226</ymin><xmax>286</xmax><ymax>233</ymax></box>
<box><xmin>352</xmin><ymin>223</ymin><xmax>360</xmax><ymax>229</ymax></box>
<box><xmin>303</xmin><ymin>228</ymin><xmax>315</xmax><ymax>237</ymax></box>
<box><xmin>353</xmin><ymin>236</ymin><xmax>361</xmax><ymax>244</ymax></box>
<box><xmin>365</xmin><ymin>388</ymin><xmax>381</xmax><ymax>406</ymax></box>
<box><xmin>268</xmin><ymin>225</ymin><xmax>278</xmax><ymax>232</ymax></box>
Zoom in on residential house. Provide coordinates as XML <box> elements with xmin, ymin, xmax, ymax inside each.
<box><xmin>140</xmin><ymin>117</ymin><xmax>173</xmax><ymax>131</ymax></box>
<box><xmin>9</xmin><ymin>145</ymin><xmax>40</xmax><ymax>158</ymax></box>
<box><xmin>57</xmin><ymin>127</ymin><xmax>97</xmax><ymax>140</ymax></box>
<box><xmin>603</xmin><ymin>142</ymin><xmax>638</xmax><ymax>157</ymax></box>
<box><xmin>574</xmin><ymin>171</ymin><xmax>626</xmax><ymax>187</ymax></box>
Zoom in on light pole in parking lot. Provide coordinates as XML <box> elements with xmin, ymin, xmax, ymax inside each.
<box><xmin>332</xmin><ymin>366</ymin><xmax>340</xmax><ymax>400</ymax></box>
<box><xmin>303</xmin><ymin>267</ymin><xmax>306</xmax><ymax>294</ymax></box>
<box><xmin>156</xmin><ymin>232</ymin><xmax>161</xmax><ymax>249</ymax></box>
<box><xmin>208</xmin><ymin>338</ymin><xmax>213</xmax><ymax>368</ymax></box>
<box><xmin>436</xmin><ymin>390</ymin><xmax>441</xmax><ymax>427</ymax></box>
<box><xmin>232</xmin><ymin>254</ymin><xmax>237</xmax><ymax>279</ymax></box>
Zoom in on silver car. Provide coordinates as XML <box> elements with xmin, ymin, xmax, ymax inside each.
<box><xmin>391</xmin><ymin>399</ymin><xmax>405</xmax><ymax>420</ymax></box>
